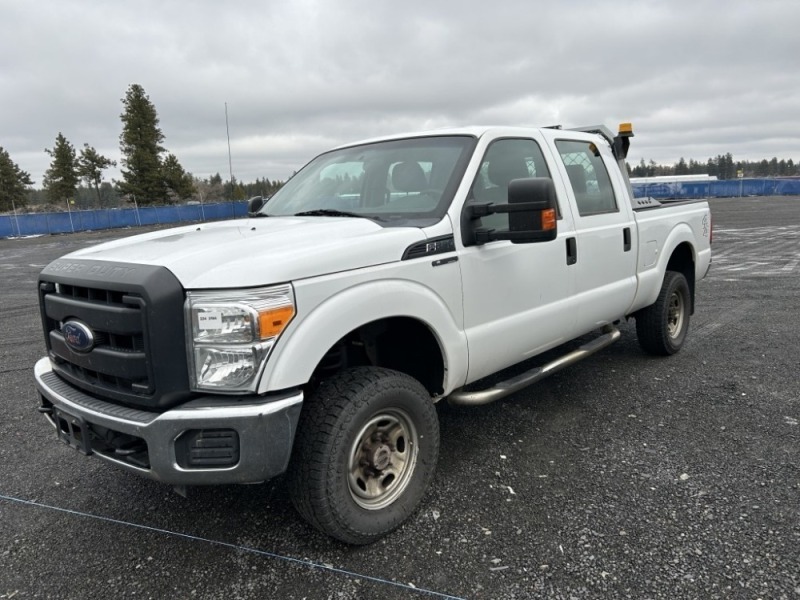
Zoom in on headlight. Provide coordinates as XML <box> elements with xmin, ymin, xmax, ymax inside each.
<box><xmin>185</xmin><ymin>284</ymin><xmax>295</xmax><ymax>392</ymax></box>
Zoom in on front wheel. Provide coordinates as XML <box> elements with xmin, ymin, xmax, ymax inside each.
<box><xmin>287</xmin><ymin>367</ymin><xmax>439</xmax><ymax>545</ymax></box>
<box><xmin>636</xmin><ymin>270</ymin><xmax>691</xmax><ymax>355</ymax></box>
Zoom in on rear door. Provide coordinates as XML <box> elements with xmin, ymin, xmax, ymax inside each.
<box><xmin>551</xmin><ymin>137</ymin><xmax>637</xmax><ymax>334</ymax></box>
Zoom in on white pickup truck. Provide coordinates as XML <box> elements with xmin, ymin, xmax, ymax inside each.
<box><xmin>34</xmin><ymin>123</ymin><xmax>711</xmax><ymax>544</ymax></box>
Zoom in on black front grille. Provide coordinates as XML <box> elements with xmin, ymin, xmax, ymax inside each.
<box><xmin>43</xmin><ymin>284</ymin><xmax>152</xmax><ymax>395</ymax></box>
<box><xmin>56</xmin><ymin>283</ymin><xmax>128</xmax><ymax>305</ymax></box>
<box><xmin>38</xmin><ymin>259</ymin><xmax>192</xmax><ymax>409</ymax></box>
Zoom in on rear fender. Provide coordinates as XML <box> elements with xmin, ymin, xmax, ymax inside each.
<box><xmin>630</xmin><ymin>223</ymin><xmax>700</xmax><ymax>314</ymax></box>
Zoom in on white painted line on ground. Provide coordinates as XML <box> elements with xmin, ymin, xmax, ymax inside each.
<box><xmin>708</xmin><ymin>223</ymin><xmax>800</xmax><ymax>278</ymax></box>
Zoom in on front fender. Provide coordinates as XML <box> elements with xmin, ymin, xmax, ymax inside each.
<box><xmin>258</xmin><ymin>279</ymin><xmax>468</xmax><ymax>395</ymax></box>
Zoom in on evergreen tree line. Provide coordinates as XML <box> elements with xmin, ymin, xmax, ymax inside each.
<box><xmin>628</xmin><ymin>153</ymin><xmax>798</xmax><ymax>179</ymax></box>
<box><xmin>0</xmin><ymin>83</ymin><xmax>285</xmax><ymax>213</ymax></box>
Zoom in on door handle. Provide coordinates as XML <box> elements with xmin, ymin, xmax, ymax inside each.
<box><xmin>623</xmin><ymin>227</ymin><xmax>632</xmax><ymax>252</ymax></box>
<box><xmin>566</xmin><ymin>237</ymin><xmax>577</xmax><ymax>265</ymax></box>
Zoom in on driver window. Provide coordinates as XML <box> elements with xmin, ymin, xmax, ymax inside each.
<box><xmin>471</xmin><ymin>138</ymin><xmax>552</xmax><ymax>230</ymax></box>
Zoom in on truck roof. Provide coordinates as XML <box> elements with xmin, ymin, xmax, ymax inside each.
<box><xmin>331</xmin><ymin>126</ymin><xmax>549</xmax><ymax>149</ymax></box>
<box><xmin>333</xmin><ymin>124</ymin><xmax>614</xmax><ymax>151</ymax></box>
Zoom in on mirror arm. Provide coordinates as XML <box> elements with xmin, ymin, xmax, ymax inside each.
<box><xmin>468</xmin><ymin>202</ymin><xmax>493</xmax><ymax>219</ymax></box>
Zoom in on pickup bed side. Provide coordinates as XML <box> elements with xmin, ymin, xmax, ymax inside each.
<box><xmin>630</xmin><ymin>201</ymin><xmax>712</xmax><ymax>314</ymax></box>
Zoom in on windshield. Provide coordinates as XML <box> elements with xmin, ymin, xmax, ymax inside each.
<box><xmin>262</xmin><ymin>135</ymin><xmax>476</xmax><ymax>226</ymax></box>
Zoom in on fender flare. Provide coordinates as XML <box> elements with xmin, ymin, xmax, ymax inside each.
<box><xmin>258</xmin><ymin>279</ymin><xmax>468</xmax><ymax>394</ymax></box>
<box><xmin>630</xmin><ymin>223</ymin><xmax>698</xmax><ymax>314</ymax></box>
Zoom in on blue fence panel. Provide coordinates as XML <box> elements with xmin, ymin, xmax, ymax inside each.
<box><xmin>28</xmin><ymin>213</ymin><xmax>71</xmax><ymax>235</ymax></box>
<box><xmin>134</xmin><ymin>207</ymin><xmax>157</xmax><ymax>226</ymax></box>
<box><xmin>713</xmin><ymin>180</ymin><xmax>740</xmax><ymax>197</ymax></box>
<box><xmin>73</xmin><ymin>210</ymin><xmax>99</xmax><ymax>231</ymax></box>
<box><xmin>2</xmin><ymin>201</ymin><xmax>251</xmax><ymax>238</ymax></box>
<box><xmin>0</xmin><ymin>217</ymin><xmax>14</xmax><ymax>238</ymax></box>
<box><xmin>777</xmin><ymin>179</ymin><xmax>800</xmax><ymax>194</ymax></box>
<box><xmin>633</xmin><ymin>178</ymin><xmax>800</xmax><ymax>200</ymax></box>
<box><xmin>177</xmin><ymin>205</ymin><xmax>193</xmax><ymax>221</ymax></box>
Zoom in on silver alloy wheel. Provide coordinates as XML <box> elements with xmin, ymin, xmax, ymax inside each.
<box><xmin>667</xmin><ymin>289</ymin><xmax>685</xmax><ymax>339</ymax></box>
<box><xmin>348</xmin><ymin>409</ymin><xmax>419</xmax><ymax>510</ymax></box>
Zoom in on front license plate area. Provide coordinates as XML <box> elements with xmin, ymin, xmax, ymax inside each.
<box><xmin>52</xmin><ymin>406</ymin><xmax>93</xmax><ymax>455</ymax></box>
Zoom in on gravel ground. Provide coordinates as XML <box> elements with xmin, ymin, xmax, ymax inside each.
<box><xmin>1</xmin><ymin>197</ymin><xmax>798</xmax><ymax>599</ymax></box>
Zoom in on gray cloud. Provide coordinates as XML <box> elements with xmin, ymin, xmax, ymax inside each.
<box><xmin>2</xmin><ymin>0</ymin><xmax>799</xmax><ymax>186</ymax></box>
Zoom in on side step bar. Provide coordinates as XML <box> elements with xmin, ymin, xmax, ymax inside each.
<box><xmin>447</xmin><ymin>325</ymin><xmax>621</xmax><ymax>406</ymax></box>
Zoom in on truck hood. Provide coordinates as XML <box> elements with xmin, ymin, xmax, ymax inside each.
<box><xmin>67</xmin><ymin>217</ymin><xmax>427</xmax><ymax>288</ymax></box>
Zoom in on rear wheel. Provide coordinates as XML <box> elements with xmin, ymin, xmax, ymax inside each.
<box><xmin>636</xmin><ymin>270</ymin><xmax>691</xmax><ymax>355</ymax></box>
<box><xmin>287</xmin><ymin>367</ymin><xmax>439</xmax><ymax>544</ymax></box>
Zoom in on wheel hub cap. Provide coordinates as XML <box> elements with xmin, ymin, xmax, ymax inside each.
<box><xmin>347</xmin><ymin>410</ymin><xmax>419</xmax><ymax>510</ymax></box>
<box><xmin>370</xmin><ymin>444</ymin><xmax>392</xmax><ymax>471</ymax></box>
<box><xmin>667</xmin><ymin>291</ymin><xmax>685</xmax><ymax>338</ymax></box>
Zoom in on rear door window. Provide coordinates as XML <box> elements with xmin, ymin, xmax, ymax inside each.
<box><xmin>555</xmin><ymin>140</ymin><xmax>618</xmax><ymax>216</ymax></box>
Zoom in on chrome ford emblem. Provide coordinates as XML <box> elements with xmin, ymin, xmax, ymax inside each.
<box><xmin>62</xmin><ymin>320</ymin><xmax>95</xmax><ymax>353</ymax></box>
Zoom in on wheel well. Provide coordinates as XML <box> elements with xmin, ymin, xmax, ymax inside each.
<box><xmin>666</xmin><ymin>242</ymin><xmax>696</xmax><ymax>313</ymax></box>
<box><xmin>309</xmin><ymin>317</ymin><xmax>445</xmax><ymax>396</ymax></box>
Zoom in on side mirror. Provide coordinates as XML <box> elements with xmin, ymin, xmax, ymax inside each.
<box><xmin>465</xmin><ymin>177</ymin><xmax>558</xmax><ymax>245</ymax></box>
<box><xmin>508</xmin><ymin>178</ymin><xmax>558</xmax><ymax>240</ymax></box>
<box><xmin>247</xmin><ymin>196</ymin><xmax>265</xmax><ymax>215</ymax></box>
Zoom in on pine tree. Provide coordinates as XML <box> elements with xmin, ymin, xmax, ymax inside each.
<box><xmin>118</xmin><ymin>84</ymin><xmax>167</xmax><ymax>204</ymax></box>
<box><xmin>706</xmin><ymin>158</ymin><xmax>718</xmax><ymax>179</ymax></box>
<box><xmin>724</xmin><ymin>153</ymin><xmax>735</xmax><ymax>180</ymax></box>
<box><xmin>0</xmin><ymin>147</ymin><xmax>34</xmax><ymax>211</ymax></box>
<box><xmin>77</xmin><ymin>144</ymin><xmax>116</xmax><ymax>206</ymax></box>
<box><xmin>769</xmin><ymin>157</ymin><xmax>779</xmax><ymax>177</ymax></box>
<box><xmin>162</xmin><ymin>153</ymin><xmax>195</xmax><ymax>200</ymax></box>
<box><xmin>43</xmin><ymin>133</ymin><xmax>79</xmax><ymax>203</ymax></box>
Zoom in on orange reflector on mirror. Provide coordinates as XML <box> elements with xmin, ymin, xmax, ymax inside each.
<box><xmin>541</xmin><ymin>208</ymin><xmax>557</xmax><ymax>231</ymax></box>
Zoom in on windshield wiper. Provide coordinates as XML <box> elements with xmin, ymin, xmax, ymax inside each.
<box><xmin>293</xmin><ymin>209</ymin><xmax>382</xmax><ymax>221</ymax></box>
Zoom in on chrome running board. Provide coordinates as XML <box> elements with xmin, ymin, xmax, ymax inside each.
<box><xmin>447</xmin><ymin>326</ymin><xmax>621</xmax><ymax>406</ymax></box>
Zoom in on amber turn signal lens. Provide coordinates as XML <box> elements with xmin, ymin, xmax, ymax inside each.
<box><xmin>258</xmin><ymin>305</ymin><xmax>295</xmax><ymax>338</ymax></box>
<box><xmin>541</xmin><ymin>208</ymin><xmax>557</xmax><ymax>231</ymax></box>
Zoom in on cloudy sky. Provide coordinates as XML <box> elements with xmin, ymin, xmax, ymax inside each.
<box><xmin>1</xmin><ymin>0</ymin><xmax>799</xmax><ymax>186</ymax></box>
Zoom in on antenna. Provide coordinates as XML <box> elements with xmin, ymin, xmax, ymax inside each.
<box><xmin>225</xmin><ymin>102</ymin><xmax>234</xmax><ymax>200</ymax></box>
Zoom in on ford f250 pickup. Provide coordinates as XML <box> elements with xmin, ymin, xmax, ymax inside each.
<box><xmin>34</xmin><ymin>123</ymin><xmax>711</xmax><ymax>544</ymax></box>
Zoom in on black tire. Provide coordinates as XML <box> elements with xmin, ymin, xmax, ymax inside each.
<box><xmin>287</xmin><ymin>367</ymin><xmax>439</xmax><ymax>545</ymax></box>
<box><xmin>636</xmin><ymin>270</ymin><xmax>691</xmax><ymax>356</ymax></box>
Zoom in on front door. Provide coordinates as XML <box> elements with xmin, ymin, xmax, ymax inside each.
<box><xmin>458</xmin><ymin>136</ymin><xmax>579</xmax><ymax>383</ymax></box>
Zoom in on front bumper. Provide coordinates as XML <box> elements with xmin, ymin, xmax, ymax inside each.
<box><xmin>34</xmin><ymin>357</ymin><xmax>303</xmax><ymax>486</ymax></box>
